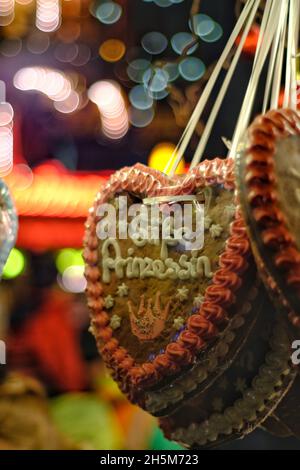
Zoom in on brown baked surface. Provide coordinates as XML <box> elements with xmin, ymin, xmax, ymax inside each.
<box><xmin>100</xmin><ymin>187</ymin><xmax>234</xmax><ymax>364</ymax></box>
<box><xmin>273</xmin><ymin>135</ymin><xmax>300</xmax><ymax>250</ymax></box>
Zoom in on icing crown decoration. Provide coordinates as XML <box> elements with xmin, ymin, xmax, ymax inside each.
<box><xmin>128</xmin><ymin>291</ymin><xmax>171</xmax><ymax>341</ymax></box>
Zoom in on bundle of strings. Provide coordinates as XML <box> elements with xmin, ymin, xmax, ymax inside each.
<box><xmin>162</xmin><ymin>0</ymin><xmax>300</xmax><ymax>178</ymax></box>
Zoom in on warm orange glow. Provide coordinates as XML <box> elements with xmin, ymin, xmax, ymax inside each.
<box><xmin>236</xmin><ymin>25</ymin><xmax>260</xmax><ymax>56</ymax></box>
<box><xmin>4</xmin><ymin>163</ymin><xmax>109</xmax><ymax>218</ymax></box>
<box><xmin>99</xmin><ymin>39</ymin><xmax>126</xmax><ymax>63</ymax></box>
<box><xmin>148</xmin><ymin>142</ymin><xmax>186</xmax><ymax>175</ymax></box>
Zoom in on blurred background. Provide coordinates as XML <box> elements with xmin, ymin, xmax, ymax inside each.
<box><xmin>0</xmin><ymin>0</ymin><xmax>299</xmax><ymax>450</ymax></box>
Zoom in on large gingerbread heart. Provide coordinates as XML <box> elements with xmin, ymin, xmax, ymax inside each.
<box><xmin>236</xmin><ymin>109</ymin><xmax>300</xmax><ymax>325</ymax></box>
<box><xmin>84</xmin><ymin>159</ymin><xmax>254</xmax><ymax>409</ymax></box>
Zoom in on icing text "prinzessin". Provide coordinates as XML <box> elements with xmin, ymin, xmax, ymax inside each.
<box><xmin>101</xmin><ymin>238</ymin><xmax>213</xmax><ymax>283</ymax></box>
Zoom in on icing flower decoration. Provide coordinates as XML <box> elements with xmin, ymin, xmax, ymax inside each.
<box><xmin>193</xmin><ymin>294</ymin><xmax>205</xmax><ymax>307</ymax></box>
<box><xmin>116</xmin><ymin>283</ymin><xmax>129</xmax><ymax>297</ymax></box>
<box><xmin>173</xmin><ymin>316</ymin><xmax>185</xmax><ymax>331</ymax></box>
<box><xmin>204</xmin><ymin>216</ymin><xmax>213</xmax><ymax>230</ymax></box>
<box><xmin>104</xmin><ymin>295</ymin><xmax>114</xmax><ymax>309</ymax></box>
<box><xmin>110</xmin><ymin>314</ymin><xmax>122</xmax><ymax>330</ymax></box>
<box><xmin>176</xmin><ymin>287</ymin><xmax>189</xmax><ymax>302</ymax></box>
<box><xmin>209</xmin><ymin>224</ymin><xmax>223</xmax><ymax>239</ymax></box>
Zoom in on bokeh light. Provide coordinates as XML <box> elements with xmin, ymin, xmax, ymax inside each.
<box><xmin>179</xmin><ymin>57</ymin><xmax>206</xmax><ymax>81</ymax></box>
<box><xmin>201</xmin><ymin>23</ymin><xmax>223</xmax><ymax>43</ymax></box>
<box><xmin>0</xmin><ymin>81</ymin><xmax>14</xmax><ymax>178</ymax></box>
<box><xmin>143</xmin><ymin>0</ymin><xmax>184</xmax><ymax>5</ymax></box>
<box><xmin>0</xmin><ymin>0</ymin><xmax>14</xmax><ymax>27</ymax></box>
<box><xmin>99</xmin><ymin>39</ymin><xmax>126</xmax><ymax>62</ymax></box>
<box><xmin>143</xmin><ymin>67</ymin><xmax>169</xmax><ymax>93</ymax></box>
<box><xmin>3</xmin><ymin>248</ymin><xmax>26</xmax><ymax>279</ymax></box>
<box><xmin>129</xmin><ymin>106</ymin><xmax>154</xmax><ymax>127</ymax></box>
<box><xmin>189</xmin><ymin>14</ymin><xmax>215</xmax><ymax>37</ymax></box>
<box><xmin>162</xmin><ymin>63</ymin><xmax>179</xmax><ymax>82</ymax></box>
<box><xmin>0</xmin><ymin>103</ymin><xmax>14</xmax><ymax>127</ymax></box>
<box><xmin>129</xmin><ymin>85</ymin><xmax>153</xmax><ymax>110</ymax></box>
<box><xmin>60</xmin><ymin>265</ymin><xmax>87</xmax><ymax>293</ymax></box>
<box><xmin>88</xmin><ymin>80</ymin><xmax>129</xmax><ymax>140</ymax></box>
<box><xmin>55</xmin><ymin>42</ymin><xmax>79</xmax><ymax>63</ymax></box>
<box><xmin>0</xmin><ymin>38</ymin><xmax>22</xmax><ymax>57</ymax></box>
<box><xmin>141</xmin><ymin>31</ymin><xmax>168</xmax><ymax>55</ymax></box>
<box><xmin>54</xmin><ymin>90</ymin><xmax>80</xmax><ymax>114</ymax></box>
<box><xmin>171</xmin><ymin>32</ymin><xmax>198</xmax><ymax>55</ymax></box>
<box><xmin>27</xmin><ymin>31</ymin><xmax>50</xmax><ymax>54</ymax></box>
<box><xmin>0</xmin><ymin>127</ymin><xmax>14</xmax><ymax>177</ymax></box>
<box><xmin>127</xmin><ymin>59</ymin><xmax>151</xmax><ymax>83</ymax></box>
<box><xmin>95</xmin><ymin>1</ymin><xmax>122</xmax><ymax>25</ymax></box>
<box><xmin>148</xmin><ymin>142</ymin><xmax>185</xmax><ymax>174</ymax></box>
<box><xmin>56</xmin><ymin>249</ymin><xmax>86</xmax><ymax>293</ymax></box>
<box><xmin>148</xmin><ymin>88</ymin><xmax>169</xmax><ymax>100</ymax></box>
<box><xmin>13</xmin><ymin>67</ymin><xmax>84</xmax><ymax>114</ymax></box>
<box><xmin>56</xmin><ymin>248</ymin><xmax>84</xmax><ymax>274</ymax></box>
<box><xmin>71</xmin><ymin>44</ymin><xmax>91</xmax><ymax>67</ymax></box>
<box><xmin>36</xmin><ymin>0</ymin><xmax>61</xmax><ymax>33</ymax></box>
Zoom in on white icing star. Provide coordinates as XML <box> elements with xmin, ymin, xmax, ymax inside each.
<box><xmin>110</xmin><ymin>314</ymin><xmax>122</xmax><ymax>330</ymax></box>
<box><xmin>224</xmin><ymin>204</ymin><xmax>236</xmax><ymax>220</ymax></box>
<box><xmin>117</xmin><ymin>283</ymin><xmax>129</xmax><ymax>297</ymax></box>
<box><xmin>209</xmin><ymin>224</ymin><xmax>223</xmax><ymax>239</ymax></box>
<box><xmin>193</xmin><ymin>294</ymin><xmax>205</xmax><ymax>307</ymax></box>
<box><xmin>173</xmin><ymin>316</ymin><xmax>185</xmax><ymax>330</ymax></box>
<box><xmin>176</xmin><ymin>287</ymin><xmax>189</xmax><ymax>302</ymax></box>
<box><xmin>104</xmin><ymin>295</ymin><xmax>114</xmax><ymax>309</ymax></box>
<box><xmin>204</xmin><ymin>216</ymin><xmax>213</xmax><ymax>230</ymax></box>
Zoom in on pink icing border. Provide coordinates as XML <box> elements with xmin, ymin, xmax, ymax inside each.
<box><xmin>83</xmin><ymin>159</ymin><xmax>252</xmax><ymax>402</ymax></box>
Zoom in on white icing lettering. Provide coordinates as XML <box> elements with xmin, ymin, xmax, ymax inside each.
<box><xmin>101</xmin><ymin>238</ymin><xmax>213</xmax><ymax>283</ymax></box>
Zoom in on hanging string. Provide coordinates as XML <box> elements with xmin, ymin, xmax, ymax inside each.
<box><xmin>164</xmin><ymin>0</ymin><xmax>298</xmax><ymax>176</ymax></box>
<box><xmin>270</xmin><ymin>2</ymin><xmax>289</xmax><ymax>109</ymax></box>
<box><xmin>191</xmin><ymin>0</ymin><xmax>279</xmax><ymax>168</ymax></box>
<box><xmin>263</xmin><ymin>1</ymin><xmax>289</xmax><ymax>113</ymax></box>
<box><xmin>286</xmin><ymin>0</ymin><xmax>300</xmax><ymax>110</ymax></box>
<box><xmin>189</xmin><ymin>0</ymin><xmax>262</xmax><ymax>169</ymax></box>
<box><xmin>163</xmin><ymin>0</ymin><xmax>257</xmax><ymax>175</ymax></box>
<box><xmin>228</xmin><ymin>0</ymin><xmax>282</xmax><ymax>161</ymax></box>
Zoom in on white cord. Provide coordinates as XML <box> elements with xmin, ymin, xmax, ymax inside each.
<box><xmin>190</xmin><ymin>0</ymin><xmax>261</xmax><ymax>169</ymax></box>
<box><xmin>228</xmin><ymin>0</ymin><xmax>282</xmax><ymax>160</ymax></box>
<box><xmin>263</xmin><ymin>1</ymin><xmax>289</xmax><ymax>112</ymax></box>
<box><xmin>164</xmin><ymin>0</ymin><xmax>257</xmax><ymax>175</ymax></box>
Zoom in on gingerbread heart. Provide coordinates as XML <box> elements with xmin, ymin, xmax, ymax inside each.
<box><xmin>236</xmin><ymin>109</ymin><xmax>300</xmax><ymax>325</ymax></box>
<box><xmin>160</xmin><ymin>291</ymin><xmax>296</xmax><ymax>449</ymax></box>
<box><xmin>83</xmin><ymin>159</ymin><xmax>254</xmax><ymax>409</ymax></box>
